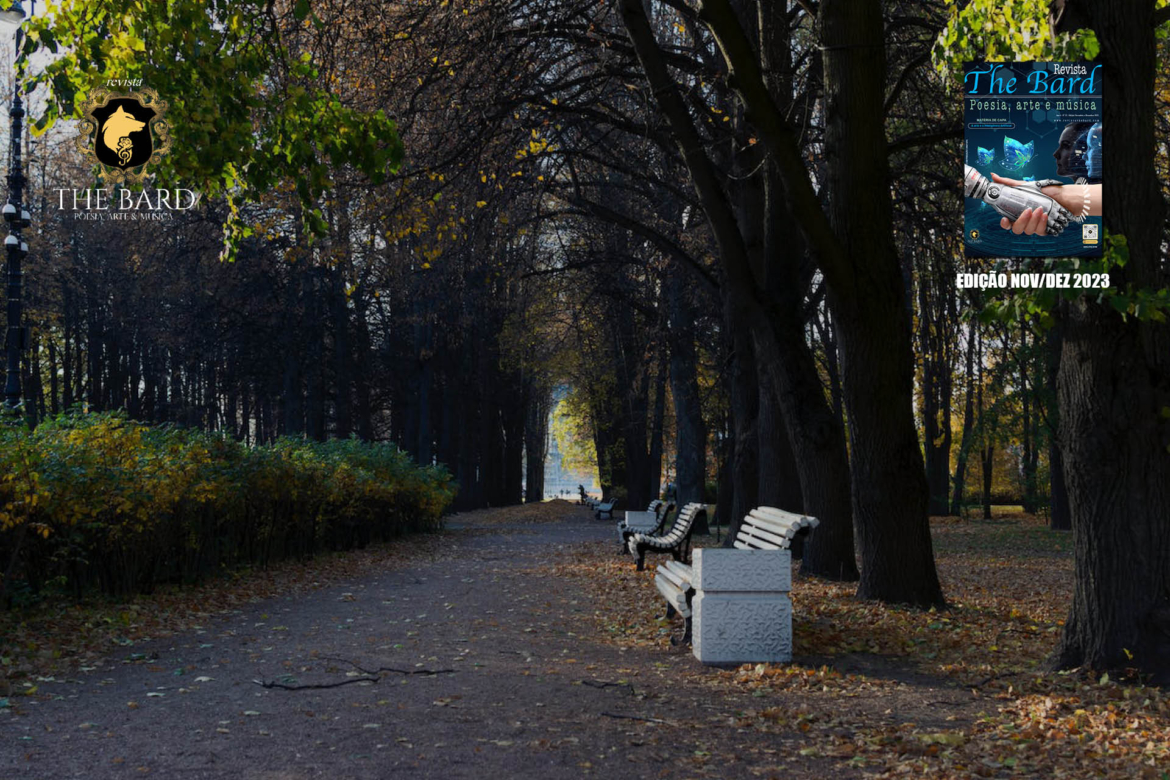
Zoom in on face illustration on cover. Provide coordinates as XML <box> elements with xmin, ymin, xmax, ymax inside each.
<box><xmin>1053</xmin><ymin>121</ymin><xmax>1102</xmax><ymax>181</ymax></box>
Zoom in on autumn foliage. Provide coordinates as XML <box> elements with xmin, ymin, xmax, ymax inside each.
<box><xmin>0</xmin><ymin>413</ymin><xmax>455</xmax><ymax>603</ymax></box>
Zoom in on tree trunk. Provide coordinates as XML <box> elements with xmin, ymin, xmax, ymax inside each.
<box><xmin>592</xmin><ymin>402</ymin><xmax>621</xmax><ymax>502</ymax></box>
<box><xmin>416</xmin><ymin>320</ymin><xmax>433</xmax><ymax>464</ymax></box>
<box><xmin>981</xmin><ymin>443</ymin><xmax>994</xmax><ymax>521</ymax></box>
<box><xmin>950</xmin><ymin>325</ymin><xmax>978</xmax><ymax>515</ymax></box>
<box><xmin>714</xmin><ymin>429</ymin><xmax>733</xmax><ymax>533</ymax></box>
<box><xmin>331</xmin><ymin>265</ymin><xmax>353</xmax><ymax>440</ymax></box>
<box><xmin>667</xmin><ymin>268</ymin><xmax>708</xmax><ymax>510</ymax></box>
<box><xmin>502</xmin><ymin>395</ymin><xmax>525</xmax><ymax>506</ymax></box>
<box><xmin>650</xmin><ymin>353</ymin><xmax>669</xmax><ymax>500</ymax></box>
<box><xmin>756</xmin><ymin>376</ymin><xmax>802</xmax><ymax>511</ymax></box>
<box><xmin>817</xmin><ymin>0</ymin><xmax>942</xmax><ymax>605</ymax></box>
<box><xmin>919</xmin><ymin>271</ymin><xmax>954</xmax><ymax>517</ymax></box>
<box><xmin>614</xmin><ymin>306</ymin><xmax>653</xmax><ymax>511</ymax></box>
<box><xmin>305</xmin><ymin>270</ymin><xmax>327</xmax><ymax>442</ymax></box>
<box><xmin>47</xmin><ymin>337</ymin><xmax>59</xmax><ymax>416</ymax></box>
<box><xmin>353</xmin><ymin>298</ymin><xmax>375</xmax><ymax>441</ymax></box>
<box><xmin>1051</xmin><ymin>0</ymin><xmax>1170</xmax><ymax>682</ymax></box>
<box><xmin>524</xmin><ymin>385</ymin><xmax>550</xmax><ymax>503</ymax></box>
<box><xmin>280</xmin><ymin>269</ymin><xmax>303</xmax><ymax>437</ymax></box>
<box><xmin>723</xmin><ymin>303</ymin><xmax>758</xmax><ymax>544</ymax></box>
<box><xmin>1019</xmin><ymin>324</ymin><xmax>1039</xmax><ymax>514</ymax></box>
<box><xmin>1046</xmin><ymin>322</ymin><xmax>1071</xmax><ymax>530</ymax></box>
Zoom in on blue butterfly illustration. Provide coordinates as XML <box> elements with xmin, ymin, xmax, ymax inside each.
<box><xmin>1002</xmin><ymin>137</ymin><xmax>1034</xmax><ymax>171</ymax></box>
<box><xmin>976</xmin><ymin>146</ymin><xmax>994</xmax><ymax>166</ymax></box>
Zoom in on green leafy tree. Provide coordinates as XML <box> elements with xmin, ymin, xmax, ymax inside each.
<box><xmin>16</xmin><ymin>0</ymin><xmax>401</xmax><ymax>250</ymax></box>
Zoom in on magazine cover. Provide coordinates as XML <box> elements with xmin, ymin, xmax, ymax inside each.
<box><xmin>963</xmin><ymin>62</ymin><xmax>1102</xmax><ymax>258</ymax></box>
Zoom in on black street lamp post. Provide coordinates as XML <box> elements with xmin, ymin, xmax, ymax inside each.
<box><xmin>1</xmin><ymin>0</ymin><xmax>30</xmax><ymax>414</ymax></box>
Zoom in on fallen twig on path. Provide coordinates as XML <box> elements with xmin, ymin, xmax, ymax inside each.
<box><xmin>581</xmin><ymin>679</ymin><xmax>637</xmax><ymax>695</ymax></box>
<box><xmin>316</xmin><ymin>656</ymin><xmax>455</xmax><ymax>678</ymax></box>
<box><xmin>253</xmin><ymin>659</ymin><xmax>456</xmax><ymax>690</ymax></box>
<box><xmin>601</xmin><ymin>711</ymin><xmax>668</xmax><ymax>724</ymax></box>
<box><xmin>253</xmin><ymin>677</ymin><xmax>379</xmax><ymax>691</ymax></box>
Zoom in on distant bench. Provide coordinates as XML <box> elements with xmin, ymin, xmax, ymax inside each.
<box><xmin>653</xmin><ymin>506</ymin><xmax>818</xmax><ymax>663</ymax></box>
<box><xmin>625</xmin><ymin>502</ymin><xmax>705</xmax><ymax>571</ymax></box>
<box><xmin>617</xmin><ymin>499</ymin><xmax>672</xmax><ymax>543</ymax></box>
<box><xmin>593</xmin><ymin>498</ymin><xmax>618</xmax><ymax>520</ymax></box>
<box><xmin>579</xmin><ymin>488</ymin><xmax>614</xmax><ymax>518</ymax></box>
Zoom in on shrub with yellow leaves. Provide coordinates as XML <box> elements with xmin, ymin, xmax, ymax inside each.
<box><xmin>0</xmin><ymin>412</ymin><xmax>456</xmax><ymax>604</ymax></box>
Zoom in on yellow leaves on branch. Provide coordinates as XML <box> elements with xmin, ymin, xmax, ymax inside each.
<box><xmin>513</xmin><ymin>129</ymin><xmax>557</xmax><ymax>160</ymax></box>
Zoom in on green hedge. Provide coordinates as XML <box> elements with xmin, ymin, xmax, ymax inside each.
<box><xmin>0</xmin><ymin>412</ymin><xmax>456</xmax><ymax>602</ymax></box>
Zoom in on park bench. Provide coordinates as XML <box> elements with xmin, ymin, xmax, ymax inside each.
<box><xmin>594</xmin><ymin>497</ymin><xmax>618</xmax><ymax>520</ymax></box>
<box><xmin>616</xmin><ymin>499</ymin><xmax>670</xmax><ymax>542</ymax></box>
<box><xmin>652</xmin><ymin>506</ymin><xmax>819</xmax><ymax>663</ymax></box>
<box><xmin>625</xmin><ymin>502</ymin><xmax>705</xmax><ymax>571</ymax></box>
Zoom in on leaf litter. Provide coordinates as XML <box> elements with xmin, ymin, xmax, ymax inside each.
<box><xmin>544</xmin><ymin>513</ymin><xmax>1170</xmax><ymax>778</ymax></box>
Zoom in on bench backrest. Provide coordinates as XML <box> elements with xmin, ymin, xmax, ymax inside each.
<box><xmin>648</xmin><ymin>499</ymin><xmax>664</xmax><ymax>516</ymax></box>
<box><xmin>652</xmin><ymin>502</ymin><xmax>704</xmax><ymax>543</ymax></box>
<box><xmin>733</xmin><ymin>506</ymin><xmax>819</xmax><ymax>550</ymax></box>
<box><xmin>649</xmin><ymin>501</ymin><xmax>677</xmax><ymax>534</ymax></box>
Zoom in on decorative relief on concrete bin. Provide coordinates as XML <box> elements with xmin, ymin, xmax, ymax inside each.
<box><xmin>693</xmin><ymin>548</ymin><xmax>791</xmax><ymax>592</ymax></box>
<box><xmin>691</xmin><ymin>548</ymin><xmax>794</xmax><ymax>665</ymax></box>
<box><xmin>692</xmin><ymin>594</ymin><xmax>793</xmax><ymax>664</ymax></box>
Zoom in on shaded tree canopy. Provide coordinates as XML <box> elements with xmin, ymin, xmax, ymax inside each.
<box><xmin>1</xmin><ymin>0</ymin><xmax>1167</xmax><ymax>682</ymax></box>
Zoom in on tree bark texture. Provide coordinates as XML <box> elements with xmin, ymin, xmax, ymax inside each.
<box><xmin>1051</xmin><ymin>0</ymin><xmax>1170</xmax><ymax>683</ymax></box>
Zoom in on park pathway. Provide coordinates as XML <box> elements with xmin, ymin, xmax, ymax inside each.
<box><xmin>1</xmin><ymin>506</ymin><xmax>833</xmax><ymax>779</ymax></box>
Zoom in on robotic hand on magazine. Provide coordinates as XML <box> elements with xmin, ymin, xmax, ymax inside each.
<box><xmin>963</xmin><ymin>165</ymin><xmax>1079</xmax><ymax>237</ymax></box>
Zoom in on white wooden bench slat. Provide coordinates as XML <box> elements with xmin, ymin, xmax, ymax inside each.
<box><xmin>659</xmin><ymin>559</ymin><xmax>691</xmax><ymax>578</ymax></box>
<box><xmin>736</xmin><ymin>533</ymin><xmax>783</xmax><ymax>551</ymax></box>
<box><xmin>737</xmin><ymin>523</ymin><xmax>790</xmax><ymax>548</ymax></box>
<box><xmin>655</xmin><ymin>559</ymin><xmax>694</xmax><ymax>618</ymax></box>
<box><xmin>750</xmin><ymin>506</ymin><xmax>813</xmax><ymax>525</ymax></box>
<box><xmin>656</xmin><ymin>565</ymin><xmax>687</xmax><ymax>590</ymax></box>
<box><xmin>745</xmin><ymin>512</ymin><xmax>804</xmax><ymax>537</ymax></box>
<box><xmin>654</xmin><ymin>576</ymin><xmax>691</xmax><ymax>617</ymax></box>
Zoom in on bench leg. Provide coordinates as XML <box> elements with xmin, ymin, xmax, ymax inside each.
<box><xmin>635</xmin><ymin>549</ymin><xmax>646</xmax><ymax>571</ymax></box>
<box><xmin>682</xmin><ymin>615</ymin><xmax>692</xmax><ymax>645</ymax></box>
<box><xmin>665</xmin><ymin>603</ymin><xmax>677</xmax><ymax>619</ymax></box>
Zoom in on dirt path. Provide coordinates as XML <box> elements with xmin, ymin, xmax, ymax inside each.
<box><xmin>1</xmin><ymin>507</ymin><xmax>973</xmax><ymax>779</ymax></box>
